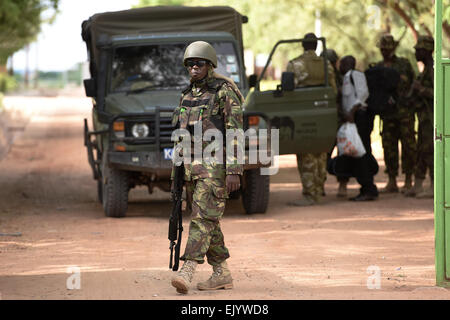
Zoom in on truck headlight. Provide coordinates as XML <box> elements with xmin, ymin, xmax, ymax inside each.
<box><xmin>131</xmin><ymin>123</ymin><xmax>149</xmax><ymax>138</ymax></box>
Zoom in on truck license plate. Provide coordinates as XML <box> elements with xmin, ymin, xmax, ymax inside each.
<box><xmin>163</xmin><ymin>148</ymin><xmax>173</xmax><ymax>160</ymax></box>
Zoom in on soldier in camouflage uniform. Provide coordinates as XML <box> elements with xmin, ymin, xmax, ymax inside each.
<box><xmin>376</xmin><ymin>34</ymin><xmax>417</xmax><ymax>193</ymax></box>
<box><xmin>286</xmin><ymin>33</ymin><xmax>337</xmax><ymax>206</ymax></box>
<box><xmin>405</xmin><ymin>35</ymin><xmax>434</xmax><ymax>198</ymax></box>
<box><xmin>170</xmin><ymin>41</ymin><xmax>243</xmax><ymax>294</ymax></box>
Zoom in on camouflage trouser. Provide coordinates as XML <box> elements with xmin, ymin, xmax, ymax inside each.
<box><xmin>296</xmin><ymin>152</ymin><xmax>327</xmax><ymax>201</ymax></box>
<box><xmin>181</xmin><ymin>178</ymin><xmax>230</xmax><ymax>266</ymax></box>
<box><xmin>415</xmin><ymin>114</ymin><xmax>434</xmax><ymax>180</ymax></box>
<box><xmin>381</xmin><ymin>115</ymin><xmax>416</xmax><ymax>177</ymax></box>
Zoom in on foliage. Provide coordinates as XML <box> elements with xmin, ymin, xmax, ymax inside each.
<box><xmin>135</xmin><ymin>0</ymin><xmax>445</xmax><ymax>71</ymax></box>
<box><xmin>0</xmin><ymin>73</ymin><xmax>17</xmax><ymax>93</ymax></box>
<box><xmin>0</xmin><ymin>0</ymin><xmax>59</xmax><ymax>66</ymax></box>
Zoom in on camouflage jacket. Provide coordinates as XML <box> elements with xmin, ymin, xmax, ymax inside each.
<box><xmin>286</xmin><ymin>50</ymin><xmax>337</xmax><ymax>94</ymax></box>
<box><xmin>171</xmin><ymin>71</ymin><xmax>244</xmax><ymax>181</ymax></box>
<box><xmin>377</xmin><ymin>55</ymin><xmax>416</xmax><ymax>118</ymax></box>
<box><xmin>413</xmin><ymin>63</ymin><xmax>434</xmax><ymax>122</ymax></box>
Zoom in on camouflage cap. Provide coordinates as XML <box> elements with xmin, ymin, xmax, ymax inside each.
<box><xmin>377</xmin><ymin>34</ymin><xmax>398</xmax><ymax>50</ymax></box>
<box><xmin>183</xmin><ymin>41</ymin><xmax>217</xmax><ymax>68</ymax></box>
<box><xmin>414</xmin><ymin>35</ymin><xmax>434</xmax><ymax>51</ymax></box>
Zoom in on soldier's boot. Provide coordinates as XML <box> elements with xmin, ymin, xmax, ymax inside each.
<box><xmin>380</xmin><ymin>176</ymin><xmax>399</xmax><ymax>193</ymax></box>
<box><xmin>197</xmin><ymin>261</ymin><xmax>233</xmax><ymax>291</ymax></box>
<box><xmin>171</xmin><ymin>259</ymin><xmax>198</xmax><ymax>294</ymax></box>
<box><xmin>337</xmin><ymin>181</ymin><xmax>347</xmax><ymax>198</ymax></box>
<box><xmin>405</xmin><ymin>178</ymin><xmax>424</xmax><ymax>197</ymax></box>
<box><xmin>288</xmin><ymin>195</ymin><xmax>318</xmax><ymax>207</ymax></box>
<box><xmin>400</xmin><ymin>174</ymin><xmax>413</xmax><ymax>193</ymax></box>
<box><xmin>416</xmin><ymin>178</ymin><xmax>434</xmax><ymax>199</ymax></box>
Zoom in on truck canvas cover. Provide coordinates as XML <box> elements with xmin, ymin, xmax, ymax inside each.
<box><xmin>81</xmin><ymin>5</ymin><xmax>246</xmax><ymax>74</ymax></box>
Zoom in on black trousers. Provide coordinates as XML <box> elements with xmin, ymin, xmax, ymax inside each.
<box><xmin>329</xmin><ymin>109</ymin><xmax>379</xmax><ymax>196</ymax></box>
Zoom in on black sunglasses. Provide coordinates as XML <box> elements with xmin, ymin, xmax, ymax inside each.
<box><xmin>185</xmin><ymin>60</ymin><xmax>208</xmax><ymax>68</ymax></box>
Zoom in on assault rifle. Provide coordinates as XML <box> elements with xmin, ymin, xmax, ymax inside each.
<box><xmin>168</xmin><ymin>163</ymin><xmax>184</xmax><ymax>271</ymax></box>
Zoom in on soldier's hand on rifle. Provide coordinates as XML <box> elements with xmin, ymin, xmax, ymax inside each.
<box><xmin>226</xmin><ymin>174</ymin><xmax>241</xmax><ymax>194</ymax></box>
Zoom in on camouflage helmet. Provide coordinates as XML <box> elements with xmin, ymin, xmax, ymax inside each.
<box><xmin>183</xmin><ymin>41</ymin><xmax>217</xmax><ymax>68</ymax></box>
<box><xmin>377</xmin><ymin>34</ymin><xmax>399</xmax><ymax>50</ymax></box>
<box><xmin>414</xmin><ymin>35</ymin><xmax>434</xmax><ymax>51</ymax></box>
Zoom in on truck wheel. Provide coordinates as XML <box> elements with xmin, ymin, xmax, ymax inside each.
<box><xmin>242</xmin><ymin>168</ymin><xmax>270</xmax><ymax>214</ymax></box>
<box><xmin>102</xmin><ymin>166</ymin><xmax>129</xmax><ymax>218</ymax></box>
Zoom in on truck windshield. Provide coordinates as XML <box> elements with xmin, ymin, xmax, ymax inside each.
<box><xmin>111</xmin><ymin>42</ymin><xmax>242</xmax><ymax>93</ymax></box>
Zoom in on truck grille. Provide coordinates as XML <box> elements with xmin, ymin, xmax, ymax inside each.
<box><xmin>124</xmin><ymin>117</ymin><xmax>173</xmax><ymax>145</ymax></box>
<box><xmin>110</xmin><ymin>108</ymin><xmax>175</xmax><ymax>148</ymax></box>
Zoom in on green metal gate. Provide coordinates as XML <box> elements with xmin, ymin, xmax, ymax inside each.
<box><xmin>435</xmin><ymin>0</ymin><xmax>450</xmax><ymax>287</ymax></box>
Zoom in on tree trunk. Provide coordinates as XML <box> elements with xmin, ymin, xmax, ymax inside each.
<box><xmin>379</xmin><ymin>0</ymin><xmax>418</xmax><ymax>41</ymax></box>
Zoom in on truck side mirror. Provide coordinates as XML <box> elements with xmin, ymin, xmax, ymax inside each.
<box><xmin>248</xmin><ymin>74</ymin><xmax>257</xmax><ymax>88</ymax></box>
<box><xmin>84</xmin><ymin>79</ymin><xmax>97</xmax><ymax>97</ymax></box>
<box><xmin>281</xmin><ymin>72</ymin><xmax>295</xmax><ymax>91</ymax></box>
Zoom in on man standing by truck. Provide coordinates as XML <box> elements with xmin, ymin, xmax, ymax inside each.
<box><xmin>170</xmin><ymin>41</ymin><xmax>243</xmax><ymax>294</ymax></box>
<box><xmin>286</xmin><ymin>33</ymin><xmax>337</xmax><ymax>206</ymax></box>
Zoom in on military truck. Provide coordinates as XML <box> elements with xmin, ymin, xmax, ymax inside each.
<box><xmin>81</xmin><ymin>6</ymin><xmax>337</xmax><ymax>218</ymax></box>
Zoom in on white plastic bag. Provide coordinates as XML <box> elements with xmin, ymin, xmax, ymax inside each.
<box><xmin>336</xmin><ymin>122</ymin><xmax>366</xmax><ymax>158</ymax></box>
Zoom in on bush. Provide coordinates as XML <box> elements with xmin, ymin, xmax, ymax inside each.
<box><xmin>0</xmin><ymin>73</ymin><xmax>17</xmax><ymax>93</ymax></box>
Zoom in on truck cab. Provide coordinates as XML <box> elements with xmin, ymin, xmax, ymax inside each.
<box><xmin>81</xmin><ymin>6</ymin><xmax>271</xmax><ymax>217</ymax></box>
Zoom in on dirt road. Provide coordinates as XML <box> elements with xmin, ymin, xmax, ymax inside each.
<box><xmin>0</xmin><ymin>95</ymin><xmax>447</xmax><ymax>300</ymax></box>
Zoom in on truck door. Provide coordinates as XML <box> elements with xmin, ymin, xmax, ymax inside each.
<box><xmin>243</xmin><ymin>38</ymin><xmax>337</xmax><ymax>155</ymax></box>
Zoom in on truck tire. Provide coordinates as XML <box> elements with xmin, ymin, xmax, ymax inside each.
<box><xmin>102</xmin><ymin>165</ymin><xmax>129</xmax><ymax>218</ymax></box>
<box><xmin>242</xmin><ymin>168</ymin><xmax>270</xmax><ymax>214</ymax></box>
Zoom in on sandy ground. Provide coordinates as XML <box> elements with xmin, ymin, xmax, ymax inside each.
<box><xmin>0</xmin><ymin>95</ymin><xmax>448</xmax><ymax>300</ymax></box>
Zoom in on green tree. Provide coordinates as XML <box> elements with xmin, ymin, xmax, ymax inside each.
<box><xmin>134</xmin><ymin>0</ymin><xmax>447</xmax><ymax>70</ymax></box>
<box><xmin>0</xmin><ymin>0</ymin><xmax>59</xmax><ymax>72</ymax></box>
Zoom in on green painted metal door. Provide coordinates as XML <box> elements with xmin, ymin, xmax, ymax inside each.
<box><xmin>435</xmin><ymin>0</ymin><xmax>450</xmax><ymax>287</ymax></box>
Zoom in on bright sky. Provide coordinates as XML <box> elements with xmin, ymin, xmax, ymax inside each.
<box><xmin>12</xmin><ymin>0</ymin><xmax>139</xmax><ymax>72</ymax></box>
